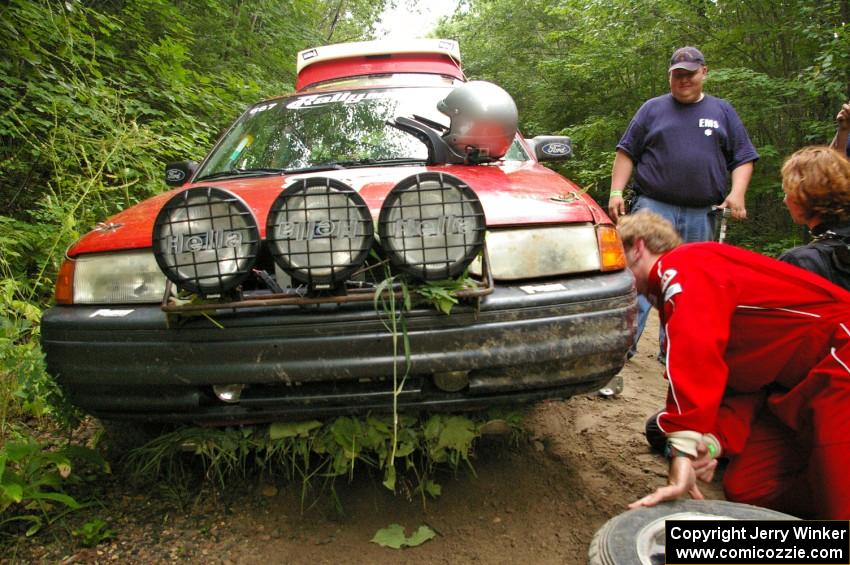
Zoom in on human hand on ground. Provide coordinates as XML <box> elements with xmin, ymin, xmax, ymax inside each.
<box><xmin>628</xmin><ymin>455</ymin><xmax>704</xmax><ymax>509</ymax></box>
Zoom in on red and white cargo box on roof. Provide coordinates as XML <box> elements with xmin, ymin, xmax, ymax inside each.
<box><xmin>295</xmin><ymin>38</ymin><xmax>465</xmax><ymax>91</ymax></box>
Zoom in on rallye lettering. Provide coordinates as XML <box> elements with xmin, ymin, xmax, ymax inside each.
<box><xmin>285</xmin><ymin>91</ymin><xmax>391</xmax><ymax>109</ymax></box>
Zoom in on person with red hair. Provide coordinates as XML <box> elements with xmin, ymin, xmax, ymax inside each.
<box><xmin>779</xmin><ymin>146</ymin><xmax>850</xmax><ymax>290</ymax></box>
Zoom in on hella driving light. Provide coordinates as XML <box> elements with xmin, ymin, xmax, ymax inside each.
<box><xmin>378</xmin><ymin>172</ymin><xmax>485</xmax><ymax>281</ymax></box>
<box><xmin>266</xmin><ymin>177</ymin><xmax>373</xmax><ymax>288</ymax></box>
<box><xmin>152</xmin><ymin>187</ymin><xmax>260</xmax><ymax>295</ymax></box>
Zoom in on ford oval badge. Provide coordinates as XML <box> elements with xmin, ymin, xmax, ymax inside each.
<box><xmin>166</xmin><ymin>168</ymin><xmax>186</xmax><ymax>183</ymax></box>
<box><xmin>542</xmin><ymin>142</ymin><xmax>571</xmax><ymax>156</ymax></box>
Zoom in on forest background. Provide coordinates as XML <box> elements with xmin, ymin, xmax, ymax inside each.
<box><xmin>0</xmin><ymin>0</ymin><xmax>848</xmax><ymax>543</ymax></box>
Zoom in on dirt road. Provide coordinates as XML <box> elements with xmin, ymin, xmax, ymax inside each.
<box><xmin>13</xmin><ymin>316</ymin><xmax>727</xmax><ymax>564</ymax></box>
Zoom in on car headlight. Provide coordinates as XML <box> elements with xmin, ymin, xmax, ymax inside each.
<box><xmin>378</xmin><ymin>172</ymin><xmax>485</xmax><ymax>281</ymax></box>
<box><xmin>266</xmin><ymin>177</ymin><xmax>373</xmax><ymax>289</ymax></box>
<box><xmin>56</xmin><ymin>250</ymin><xmax>168</xmax><ymax>304</ymax></box>
<box><xmin>152</xmin><ymin>187</ymin><xmax>260</xmax><ymax>295</ymax></box>
<box><xmin>469</xmin><ymin>224</ymin><xmax>624</xmax><ymax>279</ymax></box>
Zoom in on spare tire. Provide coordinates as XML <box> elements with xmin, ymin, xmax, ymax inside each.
<box><xmin>588</xmin><ymin>500</ymin><xmax>798</xmax><ymax>565</ymax></box>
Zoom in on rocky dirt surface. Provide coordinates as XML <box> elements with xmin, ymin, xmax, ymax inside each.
<box><xmin>4</xmin><ymin>316</ymin><xmax>726</xmax><ymax>564</ymax></box>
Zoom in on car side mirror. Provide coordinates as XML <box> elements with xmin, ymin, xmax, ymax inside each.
<box><xmin>164</xmin><ymin>161</ymin><xmax>198</xmax><ymax>186</ymax></box>
<box><xmin>528</xmin><ymin>136</ymin><xmax>572</xmax><ymax>162</ymax></box>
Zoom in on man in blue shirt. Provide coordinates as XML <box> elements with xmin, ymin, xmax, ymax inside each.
<box><xmin>831</xmin><ymin>101</ymin><xmax>849</xmax><ymax>159</ymax></box>
<box><xmin>604</xmin><ymin>47</ymin><xmax>759</xmax><ymax>384</ymax></box>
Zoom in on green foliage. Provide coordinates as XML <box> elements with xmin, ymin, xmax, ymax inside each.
<box><xmin>0</xmin><ymin>0</ymin><xmax>391</xmax><ymax>447</ymax></box>
<box><xmin>0</xmin><ymin>259</ymin><xmax>80</xmax><ymax>433</ymax></box>
<box><xmin>423</xmin><ymin>414</ymin><xmax>477</xmax><ymax>469</ymax></box>
<box><xmin>0</xmin><ymin>0</ymin><xmax>392</xmax><ymax>538</ymax></box>
<box><xmin>415</xmin><ymin>275</ymin><xmax>479</xmax><ymax>315</ymax></box>
<box><xmin>438</xmin><ymin>0</ymin><xmax>850</xmax><ymax>249</ymax></box>
<box><xmin>0</xmin><ymin>0</ymin><xmax>393</xmax><ymax>277</ymax></box>
<box><xmin>123</xmin><ymin>412</ymin><xmax>521</xmax><ymax>510</ymax></box>
<box><xmin>1</xmin><ymin>0</ymin><xmax>845</xmax><ymax>537</ymax></box>
<box><xmin>0</xmin><ymin>438</ymin><xmax>107</xmax><ymax>537</ymax></box>
<box><xmin>371</xmin><ymin>523</ymin><xmax>436</xmax><ymax>549</ymax></box>
<box><xmin>72</xmin><ymin>518</ymin><xmax>116</xmax><ymax>548</ymax></box>
<box><xmin>0</xmin><ymin>0</ymin><xmax>394</xmax><ymax>220</ymax></box>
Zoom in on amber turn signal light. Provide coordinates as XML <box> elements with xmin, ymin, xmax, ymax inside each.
<box><xmin>55</xmin><ymin>259</ymin><xmax>75</xmax><ymax>304</ymax></box>
<box><xmin>597</xmin><ymin>225</ymin><xmax>627</xmax><ymax>271</ymax></box>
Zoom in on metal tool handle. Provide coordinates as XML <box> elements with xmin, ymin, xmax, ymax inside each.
<box><xmin>711</xmin><ymin>206</ymin><xmax>731</xmax><ymax>243</ymax></box>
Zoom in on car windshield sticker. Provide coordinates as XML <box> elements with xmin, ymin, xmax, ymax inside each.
<box><xmin>248</xmin><ymin>102</ymin><xmax>277</xmax><ymax>115</ymax></box>
<box><xmin>285</xmin><ymin>90</ymin><xmax>393</xmax><ymax>109</ymax></box>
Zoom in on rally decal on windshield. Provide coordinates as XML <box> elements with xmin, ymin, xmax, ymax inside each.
<box><xmin>286</xmin><ymin>91</ymin><xmax>392</xmax><ymax>109</ymax></box>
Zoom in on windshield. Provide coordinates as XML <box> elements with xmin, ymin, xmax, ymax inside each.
<box><xmin>196</xmin><ymin>86</ymin><xmax>528</xmax><ymax>179</ymax></box>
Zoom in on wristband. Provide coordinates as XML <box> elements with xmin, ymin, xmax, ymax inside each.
<box><xmin>703</xmin><ymin>433</ymin><xmax>722</xmax><ymax>459</ymax></box>
<box><xmin>609</xmin><ymin>190</ymin><xmax>623</xmax><ymax>197</ymax></box>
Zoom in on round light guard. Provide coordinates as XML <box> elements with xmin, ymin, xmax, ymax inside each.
<box><xmin>378</xmin><ymin>172</ymin><xmax>485</xmax><ymax>281</ymax></box>
<box><xmin>152</xmin><ymin>187</ymin><xmax>260</xmax><ymax>295</ymax></box>
<box><xmin>266</xmin><ymin>177</ymin><xmax>374</xmax><ymax>287</ymax></box>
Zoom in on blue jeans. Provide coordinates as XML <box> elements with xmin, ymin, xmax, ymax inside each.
<box><xmin>629</xmin><ymin>195</ymin><xmax>715</xmax><ymax>358</ymax></box>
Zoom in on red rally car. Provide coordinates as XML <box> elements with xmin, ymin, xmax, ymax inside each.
<box><xmin>41</xmin><ymin>39</ymin><xmax>636</xmax><ymax>426</ymax></box>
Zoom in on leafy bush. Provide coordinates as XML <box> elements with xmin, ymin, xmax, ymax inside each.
<box><xmin>438</xmin><ymin>0</ymin><xmax>849</xmax><ymax>248</ymax></box>
<box><xmin>0</xmin><ymin>263</ymin><xmax>79</xmax><ymax>433</ymax></box>
<box><xmin>123</xmin><ymin>412</ymin><xmax>523</xmax><ymax>510</ymax></box>
<box><xmin>0</xmin><ymin>437</ymin><xmax>107</xmax><ymax>537</ymax></box>
<box><xmin>72</xmin><ymin>518</ymin><xmax>116</xmax><ymax>548</ymax></box>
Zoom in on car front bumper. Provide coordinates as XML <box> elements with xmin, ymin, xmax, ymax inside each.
<box><xmin>42</xmin><ymin>270</ymin><xmax>636</xmax><ymax>423</ymax></box>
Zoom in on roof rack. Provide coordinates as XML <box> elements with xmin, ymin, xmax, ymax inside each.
<box><xmin>295</xmin><ymin>39</ymin><xmax>464</xmax><ymax>91</ymax></box>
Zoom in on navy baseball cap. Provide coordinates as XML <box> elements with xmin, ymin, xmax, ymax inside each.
<box><xmin>669</xmin><ymin>47</ymin><xmax>706</xmax><ymax>71</ymax></box>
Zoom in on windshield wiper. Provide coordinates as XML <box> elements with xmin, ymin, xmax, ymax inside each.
<box><xmin>197</xmin><ymin>159</ymin><xmax>428</xmax><ymax>181</ymax></box>
<box><xmin>311</xmin><ymin>157</ymin><xmax>427</xmax><ymax>169</ymax></box>
<box><xmin>359</xmin><ymin>157</ymin><xmax>428</xmax><ymax>166</ymax></box>
<box><xmin>280</xmin><ymin>162</ymin><xmax>349</xmax><ymax>175</ymax></box>
<box><xmin>195</xmin><ymin>168</ymin><xmax>287</xmax><ymax>182</ymax></box>
<box><xmin>282</xmin><ymin>158</ymin><xmax>426</xmax><ymax>175</ymax></box>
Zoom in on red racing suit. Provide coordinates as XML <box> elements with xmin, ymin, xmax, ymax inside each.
<box><xmin>649</xmin><ymin>242</ymin><xmax>850</xmax><ymax>519</ymax></box>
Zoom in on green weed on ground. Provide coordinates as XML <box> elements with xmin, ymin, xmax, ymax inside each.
<box><xmin>122</xmin><ymin>411</ymin><xmax>525</xmax><ymax>513</ymax></box>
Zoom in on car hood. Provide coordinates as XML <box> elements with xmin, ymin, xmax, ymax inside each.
<box><xmin>68</xmin><ymin>161</ymin><xmax>607</xmax><ymax>256</ymax></box>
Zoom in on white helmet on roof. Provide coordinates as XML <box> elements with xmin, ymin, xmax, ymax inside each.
<box><xmin>437</xmin><ymin>81</ymin><xmax>519</xmax><ymax>160</ymax></box>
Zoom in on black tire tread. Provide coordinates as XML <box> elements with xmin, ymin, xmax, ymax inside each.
<box><xmin>588</xmin><ymin>500</ymin><xmax>798</xmax><ymax>565</ymax></box>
